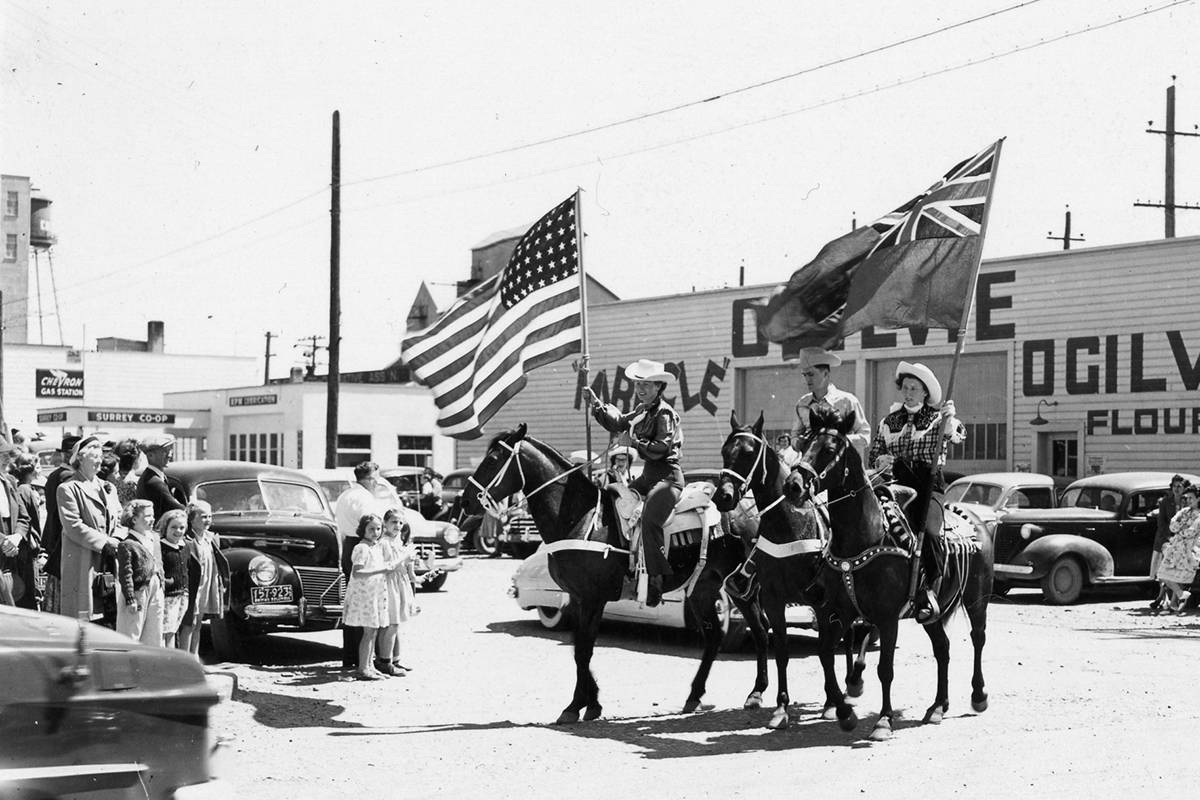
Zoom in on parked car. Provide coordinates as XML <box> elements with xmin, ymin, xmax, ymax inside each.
<box><xmin>510</xmin><ymin>547</ymin><xmax>812</xmax><ymax>651</ymax></box>
<box><xmin>990</xmin><ymin>471</ymin><xmax>1200</xmax><ymax>604</ymax></box>
<box><xmin>306</xmin><ymin>467</ymin><xmax>403</xmax><ymax>511</ymax></box>
<box><xmin>0</xmin><ymin>605</ymin><xmax>222</xmax><ymax>797</ymax></box>
<box><xmin>944</xmin><ymin>472</ymin><xmax>1058</xmax><ymax>520</ymax></box>
<box><xmin>164</xmin><ymin>460</ymin><xmax>346</xmax><ymax>661</ymax></box>
<box><xmin>496</xmin><ymin>507</ymin><xmax>540</xmax><ymax>558</ymax></box>
<box><xmin>380</xmin><ymin>465</ymin><xmax>425</xmax><ymax>509</ymax></box>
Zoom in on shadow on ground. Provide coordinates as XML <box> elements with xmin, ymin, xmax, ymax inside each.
<box><xmin>325</xmin><ymin>701</ymin><xmax>976</xmax><ymax>756</ymax></box>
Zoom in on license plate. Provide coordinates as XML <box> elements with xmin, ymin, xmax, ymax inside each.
<box><xmin>250</xmin><ymin>585</ymin><xmax>293</xmax><ymax>604</ymax></box>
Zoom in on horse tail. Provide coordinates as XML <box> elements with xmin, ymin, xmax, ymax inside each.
<box><xmin>937</xmin><ymin>505</ymin><xmax>994</xmax><ymax>619</ymax></box>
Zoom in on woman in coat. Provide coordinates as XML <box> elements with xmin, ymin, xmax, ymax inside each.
<box><xmin>586</xmin><ymin>358</ymin><xmax>684</xmax><ymax>607</ymax></box>
<box><xmin>56</xmin><ymin>435</ymin><xmax>123</xmax><ymax>621</ymax></box>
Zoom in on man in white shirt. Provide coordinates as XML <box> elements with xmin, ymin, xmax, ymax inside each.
<box><xmin>335</xmin><ymin>461</ymin><xmax>385</xmax><ymax>670</ymax></box>
<box><xmin>789</xmin><ymin>348</ymin><xmax>872</xmax><ymax>463</ymax></box>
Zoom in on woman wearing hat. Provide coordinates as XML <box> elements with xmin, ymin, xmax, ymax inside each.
<box><xmin>868</xmin><ymin>361</ymin><xmax>965</xmax><ymax>623</ymax></box>
<box><xmin>55</xmin><ymin>435</ymin><xmax>124</xmax><ymax>621</ymax></box>
<box><xmin>585</xmin><ymin>358</ymin><xmax>683</xmax><ymax>607</ymax></box>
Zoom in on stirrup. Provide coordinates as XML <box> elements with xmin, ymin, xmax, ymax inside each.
<box><xmin>914</xmin><ymin>588</ymin><xmax>940</xmax><ymax>624</ymax></box>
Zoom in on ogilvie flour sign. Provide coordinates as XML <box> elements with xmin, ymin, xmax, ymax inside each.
<box><xmin>36</xmin><ymin>369</ymin><xmax>84</xmax><ymax>399</ymax></box>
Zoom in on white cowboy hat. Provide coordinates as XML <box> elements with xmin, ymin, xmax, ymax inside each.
<box><xmin>623</xmin><ymin>358</ymin><xmax>675</xmax><ymax>383</ymax></box>
<box><xmin>608</xmin><ymin>445</ymin><xmax>638</xmax><ymax>463</ymax></box>
<box><xmin>895</xmin><ymin>361</ymin><xmax>943</xmax><ymax>406</ymax></box>
<box><xmin>569</xmin><ymin>449</ymin><xmax>599</xmax><ymax>465</ymax></box>
<box><xmin>797</xmin><ymin>347</ymin><xmax>842</xmax><ymax>370</ymax></box>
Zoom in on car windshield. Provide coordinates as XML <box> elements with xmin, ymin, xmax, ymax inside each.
<box><xmin>443</xmin><ymin>475</ymin><xmax>468</xmax><ymax>491</ymax></box>
<box><xmin>196</xmin><ymin>479</ymin><xmax>327</xmax><ymax>515</ymax></box>
<box><xmin>945</xmin><ymin>482</ymin><xmax>1003</xmax><ymax>506</ymax></box>
<box><xmin>1061</xmin><ymin>486</ymin><xmax>1123</xmax><ymax>511</ymax></box>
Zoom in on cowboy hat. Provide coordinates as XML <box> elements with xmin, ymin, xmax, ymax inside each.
<box><xmin>895</xmin><ymin>361</ymin><xmax>943</xmax><ymax>407</ymax></box>
<box><xmin>797</xmin><ymin>347</ymin><xmax>842</xmax><ymax>370</ymax></box>
<box><xmin>623</xmin><ymin>358</ymin><xmax>675</xmax><ymax>384</ymax></box>
<box><xmin>608</xmin><ymin>444</ymin><xmax>638</xmax><ymax>463</ymax></box>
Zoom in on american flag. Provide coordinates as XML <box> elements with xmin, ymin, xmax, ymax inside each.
<box><xmin>401</xmin><ymin>193</ymin><xmax>582</xmax><ymax>439</ymax></box>
<box><xmin>755</xmin><ymin>139</ymin><xmax>1002</xmax><ymax>348</ymax></box>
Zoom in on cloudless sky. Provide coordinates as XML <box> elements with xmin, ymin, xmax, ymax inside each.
<box><xmin>4</xmin><ymin>0</ymin><xmax>1198</xmax><ymax>375</ymax></box>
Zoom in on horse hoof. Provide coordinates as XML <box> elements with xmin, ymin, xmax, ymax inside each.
<box><xmin>766</xmin><ymin>708</ymin><xmax>789</xmax><ymax>730</ymax></box>
<box><xmin>924</xmin><ymin>709</ymin><xmax>943</xmax><ymax>724</ymax></box>
<box><xmin>971</xmin><ymin>696</ymin><xmax>989</xmax><ymax>713</ymax></box>
<box><xmin>846</xmin><ymin>680</ymin><xmax>864</xmax><ymax>698</ymax></box>
<box><xmin>555</xmin><ymin>710</ymin><xmax>580</xmax><ymax>725</ymax></box>
<box><xmin>869</xmin><ymin>720</ymin><xmax>892</xmax><ymax>741</ymax></box>
<box><xmin>743</xmin><ymin>692</ymin><xmax>763</xmax><ymax>710</ymax></box>
<box><xmin>583</xmin><ymin>704</ymin><xmax>602</xmax><ymax>721</ymax></box>
<box><xmin>822</xmin><ymin>705</ymin><xmax>839</xmax><ymax>721</ymax></box>
<box><xmin>837</xmin><ymin>710</ymin><xmax>858</xmax><ymax>732</ymax></box>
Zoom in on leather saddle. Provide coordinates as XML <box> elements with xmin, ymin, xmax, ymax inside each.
<box><xmin>607</xmin><ymin>481</ymin><xmax>721</xmax><ymax>547</ymax></box>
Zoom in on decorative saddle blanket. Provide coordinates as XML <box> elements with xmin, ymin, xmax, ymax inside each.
<box><xmin>608</xmin><ymin>481</ymin><xmax>723</xmax><ymax>547</ymax></box>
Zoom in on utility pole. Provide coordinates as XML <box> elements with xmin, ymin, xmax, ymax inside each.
<box><xmin>294</xmin><ymin>335</ymin><xmax>327</xmax><ymax>377</ymax></box>
<box><xmin>326</xmin><ymin>110</ymin><xmax>341</xmax><ymax>469</ymax></box>
<box><xmin>263</xmin><ymin>331</ymin><xmax>277</xmax><ymax>385</ymax></box>
<box><xmin>1134</xmin><ymin>77</ymin><xmax>1200</xmax><ymax>237</ymax></box>
<box><xmin>1047</xmin><ymin>205</ymin><xmax>1085</xmax><ymax>250</ymax></box>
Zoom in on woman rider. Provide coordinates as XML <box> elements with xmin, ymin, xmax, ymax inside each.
<box><xmin>868</xmin><ymin>361</ymin><xmax>965</xmax><ymax>623</ymax></box>
<box><xmin>585</xmin><ymin>359</ymin><xmax>682</xmax><ymax>607</ymax></box>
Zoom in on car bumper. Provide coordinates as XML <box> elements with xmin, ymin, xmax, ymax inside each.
<box><xmin>242</xmin><ymin>599</ymin><xmax>344</xmax><ymax>625</ymax></box>
<box><xmin>498</xmin><ymin>531</ymin><xmax>542</xmax><ymax>544</ymax></box>
<box><xmin>417</xmin><ymin>556</ymin><xmax>462</xmax><ymax>574</ymax></box>
<box><xmin>994</xmin><ymin>563</ymin><xmax>1035</xmax><ymax>577</ymax></box>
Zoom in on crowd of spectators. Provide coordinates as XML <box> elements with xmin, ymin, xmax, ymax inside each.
<box><xmin>0</xmin><ymin>431</ymin><xmax>228</xmax><ymax>658</ymax></box>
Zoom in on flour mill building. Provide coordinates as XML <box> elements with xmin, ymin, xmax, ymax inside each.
<box><xmin>454</xmin><ymin>235</ymin><xmax>1200</xmax><ymax>485</ymax></box>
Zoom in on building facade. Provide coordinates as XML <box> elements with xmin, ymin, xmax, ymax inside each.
<box><xmin>453</xmin><ymin>235</ymin><xmax>1200</xmax><ymax>486</ymax></box>
<box><xmin>1</xmin><ymin>174</ymin><xmax>34</xmax><ymax>343</ymax></box>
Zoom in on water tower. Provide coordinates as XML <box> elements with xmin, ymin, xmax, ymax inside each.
<box><xmin>29</xmin><ymin>190</ymin><xmax>64</xmax><ymax>345</ymax></box>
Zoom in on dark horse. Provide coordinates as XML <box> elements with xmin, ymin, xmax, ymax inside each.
<box><xmin>462</xmin><ymin>424</ymin><xmax>773</xmax><ymax>724</ymax></box>
<box><xmin>713</xmin><ymin>410</ymin><xmax>871</xmax><ymax>730</ymax></box>
<box><xmin>791</xmin><ymin>404</ymin><xmax>994</xmax><ymax>741</ymax></box>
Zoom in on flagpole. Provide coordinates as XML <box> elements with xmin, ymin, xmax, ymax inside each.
<box><xmin>942</xmin><ymin>137</ymin><xmax>1006</xmax><ymax>406</ymax></box>
<box><xmin>574</xmin><ymin>188</ymin><xmax>594</xmax><ymax>482</ymax></box>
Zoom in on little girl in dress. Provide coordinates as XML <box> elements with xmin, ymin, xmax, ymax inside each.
<box><xmin>378</xmin><ymin>507</ymin><xmax>424</xmax><ymax>674</ymax></box>
<box><xmin>342</xmin><ymin>514</ymin><xmax>396</xmax><ymax>680</ymax></box>
<box><xmin>158</xmin><ymin>509</ymin><xmax>189</xmax><ymax>648</ymax></box>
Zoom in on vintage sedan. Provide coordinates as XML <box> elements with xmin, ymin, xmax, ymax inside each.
<box><xmin>0</xmin><ymin>605</ymin><xmax>222</xmax><ymax>798</ymax></box>
<box><xmin>165</xmin><ymin>460</ymin><xmax>345</xmax><ymax>661</ymax></box>
<box><xmin>944</xmin><ymin>472</ymin><xmax>1058</xmax><ymax>519</ymax></box>
<box><xmin>510</xmin><ymin>547</ymin><xmax>813</xmax><ymax>651</ymax></box>
<box><xmin>991</xmin><ymin>471</ymin><xmax>1200</xmax><ymax>604</ymax></box>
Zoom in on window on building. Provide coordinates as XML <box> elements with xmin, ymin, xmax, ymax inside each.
<box><xmin>946</xmin><ymin>422</ymin><xmax>1008</xmax><ymax>462</ymax></box>
<box><xmin>228</xmin><ymin>432</ymin><xmax>282</xmax><ymax>465</ymax></box>
<box><xmin>336</xmin><ymin>433</ymin><xmax>372</xmax><ymax>468</ymax></box>
<box><xmin>396</xmin><ymin>435</ymin><xmax>433</xmax><ymax>467</ymax></box>
<box><xmin>4</xmin><ymin>192</ymin><xmax>17</xmax><ymax>217</ymax></box>
<box><xmin>4</xmin><ymin>234</ymin><xmax>16</xmax><ymax>262</ymax></box>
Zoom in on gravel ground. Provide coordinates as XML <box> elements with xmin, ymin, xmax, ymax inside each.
<box><xmin>206</xmin><ymin>557</ymin><xmax>1199</xmax><ymax>799</ymax></box>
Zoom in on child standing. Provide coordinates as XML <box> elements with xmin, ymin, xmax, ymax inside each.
<box><xmin>378</xmin><ymin>507</ymin><xmax>423</xmax><ymax>675</ymax></box>
<box><xmin>158</xmin><ymin>509</ymin><xmax>189</xmax><ymax>648</ymax></box>
<box><xmin>342</xmin><ymin>514</ymin><xmax>395</xmax><ymax>680</ymax></box>
<box><xmin>116</xmin><ymin>499</ymin><xmax>165</xmax><ymax>645</ymax></box>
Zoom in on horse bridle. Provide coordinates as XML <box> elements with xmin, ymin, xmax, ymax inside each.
<box><xmin>792</xmin><ymin>427</ymin><xmax>851</xmax><ymax>502</ymax></box>
<box><xmin>467</xmin><ymin>438</ymin><xmax>605</xmax><ymax>516</ymax></box>
<box><xmin>720</xmin><ymin>431</ymin><xmax>788</xmax><ymax>515</ymax></box>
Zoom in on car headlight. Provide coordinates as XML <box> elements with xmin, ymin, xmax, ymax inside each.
<box><xmin>249</xmin><ymin>555</ymin><xmax>278</xmax><ymax>586</ymax></box>
<box><xmin>441</xmin><ymin>525</ymin><xmax>463</xmax><ymax>545</ymax></box>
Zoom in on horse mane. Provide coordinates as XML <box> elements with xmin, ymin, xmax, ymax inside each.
<box><xmin>489</xmin><ymin>429</ymin><xmax>576</xmax><ymax>472</ymax></box>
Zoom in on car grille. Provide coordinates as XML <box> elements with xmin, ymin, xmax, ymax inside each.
<box><xmin>992</xmin><ymin>527</ymin><xmax>1023</xmax><ymax>565</ymax></box>
<box><xmin>296</xmin><ymin>566</ymin><xmax>344</xmax><ymax>604</ymax></box>
<box><xmin>508</xmin><ymin>516</ymin><xmax>540</xmax><ymax>539</ymax></box>
<box><xmin>414</xmin><ymin>542</ymin><xmax>446</xmax><ymax>560</ymax></box>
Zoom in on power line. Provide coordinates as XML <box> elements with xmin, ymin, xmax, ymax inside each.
<box><xmin>4</xmin><ymin>0</ymin><xmax>1191</xmax><ymax>310</ymax></box>
<box><xmin>340</xmin><ymin>0</ymin><xmax>1047</xmax><ymax>189</ymax></box>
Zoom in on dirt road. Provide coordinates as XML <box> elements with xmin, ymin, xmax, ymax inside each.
<box><xmin>208</xmin><ymin>557</ymin><xmax>1198</xmax><ymax>799</ymax></box>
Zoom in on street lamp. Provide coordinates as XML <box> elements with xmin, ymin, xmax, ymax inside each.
<box><xmin>1030</xmin><ymin>399</ymin><xmax>1058</xmax><ymax>426</ymax></box>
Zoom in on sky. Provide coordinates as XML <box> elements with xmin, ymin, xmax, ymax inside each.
<box><xmin>4</xmin><ymin>0</ymin><xmax>1198</xmax><ymax>376</ymax></box>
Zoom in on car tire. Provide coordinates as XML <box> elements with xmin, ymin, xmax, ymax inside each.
<box><xmin>209</xmin><ymin>616</ymin><xmax>252</xmax><ymax>663</ymax></box>
<box><xmin>473</xmin><ymin>527</ymin><xmax>500</xmax><ymax>558</ymax></box>
<box><xmin>536</xmin><ymin>603</ymin><xmax>573</xmax><ymax>630</ymax></box>
<box><xmin>419</xmin><ymin>572</ymin><xmax>448</xmax><ymax>593</ymax></box>
<box><xmin>1040</xmin><ymin>557</ymin><xmax>1084</xmax><ymax>604</ymax></box>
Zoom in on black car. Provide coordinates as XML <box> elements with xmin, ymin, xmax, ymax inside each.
<box><xmin>0</xmin><ymin>605</ymin><xmax>221</xmax><ymax>797</ymax></box>
<box><xmin>991</xmin><ymin>471</ymin><xmax>1200</xmax><ymax>604</ymax></box>
<box><xmin>165</xmin><ymin>460</ymin><xmax>343</xmax><ymax>661</ymax></box>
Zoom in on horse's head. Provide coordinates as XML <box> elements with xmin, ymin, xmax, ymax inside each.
<box><xmin>787</xmin><ymin>404</ymin><xmax>859</xmax><ymax>502</ymax></box>
<box><xmin>714</xmin><ymin>409</ymin><xmax>768</xmax><ymax>512</ymax></box>
<box><xmin>463</xmin><ymin>423</ymin><xmax>530</xmax><ymax>516</ymax></box>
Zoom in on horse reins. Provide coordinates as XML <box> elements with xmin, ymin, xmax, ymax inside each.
<box><xmin>468</xmin><ymin>439</ymin><xmax>608</xmax><ymax>517</ymax></box>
